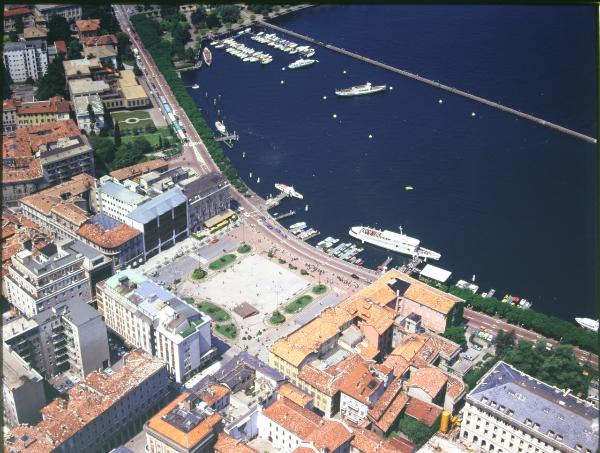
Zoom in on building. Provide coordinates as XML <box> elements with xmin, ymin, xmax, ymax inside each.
<box><xmin>19</xmin><ymin>174</ymin><xmax>145</xmax><ymax>269</ymax></box>
<box><xmin>144</xmin><ymin>392</ymin><xmax>223</xmax><ymax>453</ymax></box>
<box><xmin>3</xmin><ymin>6</ymin><xmax>35</xmax><ymax>32</ymax></box>
<box><xmin>63</xmin><ymin>57</ymin><xmax>118</xmax><ymax>82</ymax></box>
<box><xmin>96</xmin><ymin>269</ymin><xmax>213</xmax><ymax>383</ymax></box>
<box><xmin>4</xmin><ymin>350</ymin><xmax>171</xmax><ymax>453</ymax></box>
<box><xmin>73</xmin><ymin>94</ymin><xmax>105</xmax><ymax>133</ymax></box>
<box><xmin>182</xmin><ymin>172</ymin><xmax>231</xmax><ymax>232</ymax></box>
<box><xmin>15</xmin><ymin>96</ymin><xmax>71</xmax><ymax>127</ymax></box>
<box><xmin>109</xmin><ymin>159</ymin><xmax>170</xmax><ymax>182</ymax></box>
<box><xmin>338</xmin><ymin>361</ymin><xmax>386</xmax><ymax>423</ymax></box>
<box><xmin>3</xmin><ymin>297</ymin><xmax>110</xmax><ymax>380</ymax></box>
<box><xmin>350</xmin><ymin>427</ymin><xmax>415</xmax><ymax>453</ymax></box>
<box><xmin>461</xmin><ymin>361</ymin><xmax>599</xmax><ymax>453</ymax></box>
<box><xmin>257</xmin><ymin>397</ymin><xmax>354</xmax><ymax>452</ymax></box>
<box><xmin>3</xmin><ymin>345</ymin><xmax>47</xmax><ymax>428</ymax></box>
<box><xmin>4</xmin><ymin>237</ymin><xmax>112</xmax><ymax>316</ymax></box>
<box><xmin>76</xmin><ymin>18</ymin><xmax>101</xmax><ymax>39</ymax></box>
<box><xmin>34</xmin><ymin>4</ymin><xmax>82</xmax><ymax>23</ymax></box>
<box><xmin>68</xmin><ymin>77</ymin><xmax>111</xmax><ymax>98</ymax></box>
<box><xmin>2</xmin><ymin>121</ymin><xmax>95</xmax><ymax>205</ymax></box>
<box><xmin>3</xmin><ymin>99</ymin><xmax>18</xmax><ymax>132</ymax></box>
<box><xmin>3</xmin><ymin>40</ymin><xmax>48</xmax><ymax>82</ymax></box>
<box><xmin>23</xmin><ymin>26</ymin><xmax>48</xmax><ymax>41</ymax></box>
<box><xmin>214</xmin><ymin>433</ymin><xmax>258</xmax><ymax>453</ymax></box>
<box><xmin>94</xmin><ymin>176</ymin><xmax>189</xmax><ymax>260</ymax></box>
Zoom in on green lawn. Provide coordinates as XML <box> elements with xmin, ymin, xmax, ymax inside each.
<box><xmin>284</xmin><ymin>295</ymin><xmax>314</xmax><ymax>314</ymax></box>
<box><xmin>312</xmin><ymin>284</ymin><xmax>327</xmax><ymax>295</ymax></box>
<box><xmin>192</xmin><ymin>268</ymin><xmax>206</xmax><ymax>280</ymax></box>
<box><xmin>181</xmin><ymin>319</ymin><xmax>205</xmax><ymax>338</ymax></box>
<box><xmin>216</xmin><ymin>323</ymin><xmax>237</xmax><ymax>339</ymax></box>
<box><xmin>196</xmin><ymin>301</ymin><xmax>230</xmax><ymax>322</ymax></box>
<box><xmin>209</xmin><ymin>254</ymin><xmax>236</xmax><ymax>270</ymax></box>
<box><xmin>237</xmin><ymin>244</ymin><xmax>252</xmax><ymax>254</ymax></box>
<box><xmin>111</xmin><ymin>110</ymin><xmax>155</xmax><ymax>133</ymax></box>
<box><xmin>121</xmin><ymin>127</ymin><xmax>174</xmax><ymax>148</ymax></box>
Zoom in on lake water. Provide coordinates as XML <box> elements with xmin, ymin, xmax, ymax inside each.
<box><xmin>183</xmin><ymin>5</ymin><xmax>598</xmax><ymax>321</ymax></box>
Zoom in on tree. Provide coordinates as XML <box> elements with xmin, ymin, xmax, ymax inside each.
<box><xmin>89</xmin><ymin>135</ymin><xmax>116</xmax><ymax>174</ymax></box>
<box><xmin>68</xmin><ymin>40</ymin><xmax>83</xmax><ymax>59</ymax></box>
<box><xmin>185</xmin><ymin>47</ymin><xmax>196</xmax><ymax>62</ymax></box>
<box><xmin>190</xmin><ymin>7</ymin><xmax>207</xmax><ymax>26</ymax></box>
<box><xmin>113</xmin><ymin>122</ymin><xmax>121</xmax><ymax>147</ymax></box>
<box><xmin>14</xmin><ymin>16</ymin><xmax>25</xmax><ymax>34</ymax></box>
<box><xmin>87</xmin><ymin>103</ymin><xmax>97</xmax><ymax>132</ymax></box>
<box><xmin>112</xmin><ymin>143</ymin><xmax>144</xmax><ymax>169</ymax></box>
<box><xmin>442</xmin><ymin>326</ymin><xmax>467</xmax><ymax>346</ymax></box>
<box><xmin>36</xmin><ymin>57</ymin><xmax>68</xmax><ymax>100</ymax></box>
<box><xmin>495</xmin><ymin>330</ymin><xmax>516</xmax><ymax>358</ymax></box>
<box><xmin>160</xmin><ymin>5</ymin><xmax>179</xmax><ymax>18</ymax></box>
<box><xmin>116</xmin><ymin>32</ymin><xmax>133</xmax><ymax>61</ymax></box>
<box><xmin>3</xmin><ymin>70</ymin><xmax>13</xmax><ymax>100</ymax></box>
<box><xmin>133</xmin><ymin>61</ymin><xmax>143</xmax><ymax>76</ymax></box>
<box><xmin>9</xmin><ymin>30</ymin><xmax>19</xmax><ymax>42</ymax></box>
<box><xmin>215</xmin><ymin>5</ymin><xmax>241</xmax><ymax>24</ymax></box>
<box><xmin>47</xmin><ymin>15</ymin><xmax>71</xmax><ymax>44</ymax></box>
<box><xmin>133</xmin><ymin>137</ymin><xmax>153</xmax><ymax>155</ymax></box>
<box><xmin>206</xmin><ymin>13</ymin><xmax>221</xmax><ymax>29</ymax></box>
<box><xmin>82</xmin><ymin>6</ymin><xmax>120</xmax><ymax>34</ymax></box>
<box><xmin>399</xmin><ymin>416</ymin><xmax>439</xmax><ymax>447</ymax></box>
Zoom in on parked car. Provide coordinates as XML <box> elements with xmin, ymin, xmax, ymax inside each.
<box><xmin>211</xmin><ymin>238</ymin><xmax>219</xmax><ymax>244</ymax></box>
<box><xmin>350</xmin><ymin>273</ymin><xmax>360</xmax><ymax>279</ymax></box>
<box><xmin>464</xmin><ymin>354</ymin><xmax>474</xmax><ymax>361</ymax></box>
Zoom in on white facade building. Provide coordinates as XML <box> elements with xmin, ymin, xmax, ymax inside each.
<box><xmin>73</xmin><ymin>94</ymin><xmax>105</xmax><ymax>133</ymax></box>
<box><xmin>461</xmin><ymin>361</ymin><xmax>599</xmax><ymax>453</ymax></box>
<box><xmin>96</xmin><ymin>269</ymin><xmax>212</xmax><ymax>383</ymax></box>
<box><xmin>3</xmin><ymin>40</ymin><xmax>48</xmax><ymax>82</ymax></box>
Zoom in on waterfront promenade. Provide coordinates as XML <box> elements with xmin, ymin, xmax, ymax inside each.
<box><xmin>258</xmin><ymin>21</ymin><xmax>597</xmax><ymax>145</ymax></box>
<box><xmin>117</xmin><ymin>7</ymin><xmax>598</xmax><ymax>370</ymax></box>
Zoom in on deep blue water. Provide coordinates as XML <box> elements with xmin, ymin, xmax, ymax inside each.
<box><xmin>183</xmin><ymin>5</ymin><xmax>598</xmax><ymax>321</ymax></box>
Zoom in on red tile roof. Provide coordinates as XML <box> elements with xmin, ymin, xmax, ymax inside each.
<box><xmin>81</xmin><ymin>34</ymin><xmax>118</xmax><ymax>47</ymax></box>
<box><xmin>337</xmin><ymin>361</ymin><xmax>383</xmax><ymax>405</ymax></box>
<box><xmin>407</xmin><ymin>367</ymin><xmax>448</xmax><ymax>399</ymax></box>
<box><xmin>4</xmin><ymin>6</ymin><xmax>32</xmax><ymax>17</ymax></box>
<box><xmin>214</xmin><ymin>433</ymin><xmax>258</xmax><ymax>453</ymax></box>
<box><xmin>261</xmin><ymin>397</ymin><xmax>321</xmax><ymax>440</ymax></box>
<box><xmin>54</xmin><ymin>40</ymin><xmax>67</xmax><ymax>54</ymax></box>
<box><xmin>404</xmin><ymin>398</ymin><xmax>442</xmax><ymax>427</ymax></box>
<box><xmin>76</xmin><ymin>19</ymin><xmax>101</xmax><ymax>32</ymax></box>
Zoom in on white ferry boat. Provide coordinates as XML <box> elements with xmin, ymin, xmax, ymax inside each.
<box><xmin>288</xmin><ymin>58</ymin><xmax>318</xmax><ymax>69</ymax></box>
<box><xmin>335</xmin><ymin>82</ymin><xmax>387</xmax><ymax>97</ymax></box>
<box><xmin>576</xmin><ymin>318</ymin><xmax>599</xmax><ymax>332</ymax></box>
<box><xmin>215</xmin><ymin>121</ymin><xmax>227</xmax><ymax>135</ymax></box>
<box><xmin>349</xmin><ymin>226</ymin><xmax>441</xmax><ymax>260</ymax></box>
<box><xmin>275</xmin><ymin>183</ymin><xmax>303</xmax><ymax>199</ymax></box>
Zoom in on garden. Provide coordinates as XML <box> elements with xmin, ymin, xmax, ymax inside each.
<box><xmin>208</xmin><ymin>254</ymin><xmax>236</xmax><ymax>270</ymax></box>
<box><xmin>284</xmin><ymin>295</ymin><xmax>313</xmax><ymax>314</ymax></box>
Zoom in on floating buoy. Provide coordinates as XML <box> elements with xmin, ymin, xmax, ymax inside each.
<box><xmin>257</xmin><ymin>177</ymin><xmax>261</xmax><ymax>183</ymax></box>
<box><xmin>343</xmin><ymin>70</ymin><xmax>347</xmax><ymax>74</ymax></box>
<box><xmin>333</xmin><ymin>114</ymin><xmax>337</xmax><ymax>118</ymax></box>
<box><xmin>438</xmin><ymin>99</ymin><xmax>443</xmax><ymax>104</ymax></box>
<box><xmin>242</xmin><ymin>152</ymin><xmax>246</xmax><ymax>158</ymax></box>
<box><xmin>305</xmin><ymin>204</ymin><xmax>309</xmax><ymax>212</ymax></box>
<box><xmin>471</xmin><ymin>112</ymin><xmax>476</xmax><ymax>117</ymax></box>
<box><xmin>249</xmin><ymin>172</ymin><xmax>253</xmax><ymax>178</ymax></box>
<box><xmin>368</xmin><ymin>134</ymin><xmax>373</xmax><ymax>139</ymax></box>
<box><xmin>323</xmin><ymin>95</ymin><xmax>327</xmax><ymax>100</ymax></box>
<box><xmin>282</xmin><ymin>67</ymin><xmax>286</xmax><ymax>71</ymax></box>
<box><xmin>280</xmin><ymin>80</ymin><xmax>285</xmax><ymax>84</ymax></box>
<box><xmin>390</xmin><ymin>86</ymin><xmax>393</xmax><ymax>90</ymax></box>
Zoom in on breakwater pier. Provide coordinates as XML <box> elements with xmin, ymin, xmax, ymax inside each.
<box><xmin>257</xmin><ymin>21</ymin><xmax>597</xmax><ymax>145</ymax></box>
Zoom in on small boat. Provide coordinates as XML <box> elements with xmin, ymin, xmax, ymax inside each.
<box><xmin>203</xmin><ymin>47</ymin><xmax>213</xmax><ymax>66</ymax></box>
<box><xmin>215</xmin><ymin>121</ymin><xmax>227</xmax><ymax>135</ymax></box>
<box><xmin>576</xmin><ymin>318</ymin><xmax>599</xmax><ymax>332</ymax></box>
<box><xmin>288</xmin><ymin>59</ymin><xmax>318</xmax><ymax>69</ymax></box>
<box><xmin>191</xmin><ymin>84</ymin><xmax>200</xmax><ymax>89</ymax></box>
<box><xmin>404</xmin><ymin>186</ymin><xmax>413</xmax><ymax>191</ymax></box>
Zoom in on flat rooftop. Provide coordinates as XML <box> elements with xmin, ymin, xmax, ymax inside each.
<box><xmin>3</xmin><ymin>345</ymin><xmax>43</xmax><ymax>390</ymax></box>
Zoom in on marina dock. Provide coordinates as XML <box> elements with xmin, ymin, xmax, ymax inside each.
<box><xmin>257</xmin><ymin>21</ymin><xmax>597</xmax><ymax>145</ymax></box>
<box><xmin>214</xmin><ymin>132</ymin><xmax>239</xmax><ymax>148</ymax></box>
<box><xmin>266</xmin><ymin>192</ymin><xmax>288</xmax><ymax>209</ymax></box>
<box><xmin>274</xmin><ymin>210</ymin><xmax>296</xmax><ymax>220</ymax></box>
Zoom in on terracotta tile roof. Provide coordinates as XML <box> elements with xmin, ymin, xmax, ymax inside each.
<box><xmin>391</xmin><ymin>270</ymin><xmax>462</xmax><ymax>314</ymax></box>
<box><xmin>446</xmin><ymin>374</ymin><xmax>466</xmax><ymax>401</ymax></box>
<box><xmin>81</xmin><ymin>34</ymin><xmax>118</xmax><ymax>47</ymax></box>
<box><xmin>54</xmin><ymin>40</ymin><xmax>67</xmax><ymax>54</ymax></box>
<box><xmin>350</xmin><ymin>427</ymin><xmax>415</xmax><ymax>453</ymax></box>
<box><xmin>198</xmin><ymin>384</ymin><xmax>230</xmax><ymax>407</ymax></box>
<box><xmin>404</xmin><ymin>398</ymin><xmax>442</xmax><ymax>427</ymax></box>
<box><xmin>299</xmin><ymin>354</ymin><xmax>366</xmax><ymax>397</ymax></box>
<box><xmin>2</xmin><ymin>120</ymin><xmax>83</xmax><ymax>183</ymax></box>
<box><xmin>76</xmin><ymin>19</ymin><xmax>101</xmax><ymax>32</ymax></box>
<box><xmin>292</xmin><ymin>447</ymin><xmax>317</xmax><ymax>453</ymax></box>
<box><xmin>4</xmin><ymin>6</ymin><xmax>32</xmax><ymax>17</ymax></box>
<box><xmin>51</xmin><ymin>202</ymin><xmax>89</xmax><ymax>226</ymax></box>
<box><xmin>271</xmin><ymin>306</ymin><xmax>353</xmax><ymax>368</ymax></box>
<box><xmin>4</xmin><ymin>351</ymin><xmax>165</xmax><ymax>451</ymax></box>
<box><xmin>261</xmin><ymin>397</ymin><xmax>321</xmax><ymax>440</ymax></box>
<box><xmin>16</xmin><ymin>96</ymin><xmax>70</xmax><ymax>115</ymax></box>
<box><xmin>305</xmin><ymin>419</ymin><xmax>353</xmax><ymax>451</ymax></box>
<box><xmin>382</xmin><ymin>355</ymin><xmax>410</xmax><ymax>378</ymax></box>
<box><xmin>357</xmin><ymin>341</ymin><xmax>380</xmax><ymax>361</ymax></box>
<box><xmin>386</xmin><ymin>333</ymin><xmax>460</xmax><ymax>372</ymax></box>
<box><xmin>77</xmin><ymin>222</ymin><xmax>141</xmax><ymax>249</ymax></box>
<box><xmin>147</xmin><ymin>392</ymin><xmax>222</xmax><ymax>450</ymax></box>
<box><xmin>279</xmin><ymin>383</ymin><xmax>313</xmax><ymax>408</ymax></box>
<box><xmin>377</xmin><ymin>392</ymin><xmax>409</xmax><ymax>433</ymax></box>
<box><xmin>339</xmin><ymin>297</ymin><xmax>396</xmax><ymax>335</ymax></box>
<box><xmin>407</xmin><ymin>367</ymin><xmax>448</xmax><ymax>399</ymax></box>
<box><xmin>214</xmin><ymin>433</ymin><xmax>258</xmax><ymax>453</ymax></box>
<box><xmin>369</xmin><ymin>378</ymin><xmax>404</xmax><ymax>422</ymax></box>
<box><xmin>3</xmin><ymin>99</ymin><xmax>18</xmax><ymax>110</ymax></box>
<box><xmin>109</xmin><ymin>159</ymin><xmax>169</xmax><ymax>182</ymax></box>
<box><xmin>337</xmin><ymin>361</ymin><xmax>383</xmax><ymax>405</ymax></box>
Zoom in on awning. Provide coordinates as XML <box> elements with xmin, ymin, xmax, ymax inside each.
<box><xmin>421</xmin><ymin>264</ymin><xmax>452</xmax><ymax>283</ymax></box>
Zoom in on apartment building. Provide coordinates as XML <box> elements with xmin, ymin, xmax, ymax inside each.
<box><xmin>94</xmin><ymin>176</ymin><xmax>189</xmax><ymax>260</ymax></box>
<box><xmin>34</xmin><ymin>4</ymin><xmax>82</xmax><ymax>23</ymax></box>
<box><xmin>3</xmin><ymin>40</ymin><xmax>48</xmax><ymax>82</ymax></box>
<box><xmin>181</xmin><ymin>172</ymin><xmax>231</xmax><ymax>232</ymax></box>
<box><xmin>96</xmin><ymin>269</ymin><xmax>213</xmax><ymax>383</ymax></box>
<box><xmin>2</xmin><ymin>121</ymin><xmax>95</xmax><ymax>204</ymax></box>
<box><xmin>144</xmin><ymin>392</ymin><xmax>223</xmax><ymax>453</ymax></box>
<box><xmin>75</xmin><ymin>18</ymin><xmax>101</xmax><ymax>39</ymax></box>
<box><xmin>19</xmin><ymin>174</ymin><xmax>145</xmax><ymax>269</ymax></box>
<box><xmin>3</xmin><ymin>345</ymin><xmax>47</xmax><ymax>428</ymax></box>
<box><xmin>4</xmin><ymin>238</ymin><xmax>108</xmax><ymax>316</ymax></box>
<box><xmin>461</xmin><ymin>361</ymin><xmax>599</xmax><ymax>453</ymax></box>
<box><xmin>338</xmin><ymin>361</ymin><xmax>386</xmax><ymax>424</ymax></box>
<box><xmin>2</xmin><ymin>99</ymin><xmax>18</xmax><ymax>132</ymax></box>
<box><xmin>3</xmin><ymin>298</ymin><xmax>109</xmax><ymax>380</ymax></box>
<box><xmin>15</xmin><ymin>96</ymin><xmax>71</xmax><ymax>127</ymax></box>
<box><xmin>4</xmin><ymin>5</ymin><xmax>35</xmax><ymax>32</ymax></box>
<box><xmin>4</xmin><ymin>350</ymin><xmax>171</xmax><ymax>453</ymax></box>
<box><xmin>73</xmin><ymin>94</ymin><xmax>105</xmax><ymax>133</ymax></box>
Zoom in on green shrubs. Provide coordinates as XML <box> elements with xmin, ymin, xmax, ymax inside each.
<box><xmin>208</xmin><ymin>254</ymin><xmax>236</xmax><ymax>270</ymax></box>
<box><xmin>216</xmin><ymin>323</ymin><xmax>237</xmax><ymax>339</ymax></box>
<box><xmin>269</xmin><ymin>310</ymin><xmax>286</xmax><ymax>325</ymax></box>
<box><xmin>192</xmin><ymin>268</ymin><xmax>207</xmax><ymax>280</ymax></box>
<box><xmin>284</xmin><ymin>295</ymin><xmax>313</xmax><ymax>314</ymax></box>
<box><xmin>312</xmin><ymin>284</ymin><xmax>327</xmax><ymax>295</ymax></box>
<box><xmin>237</xmin><ymin>244</ymin><xmax>251</xmax><ymax>254</ymax></box>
